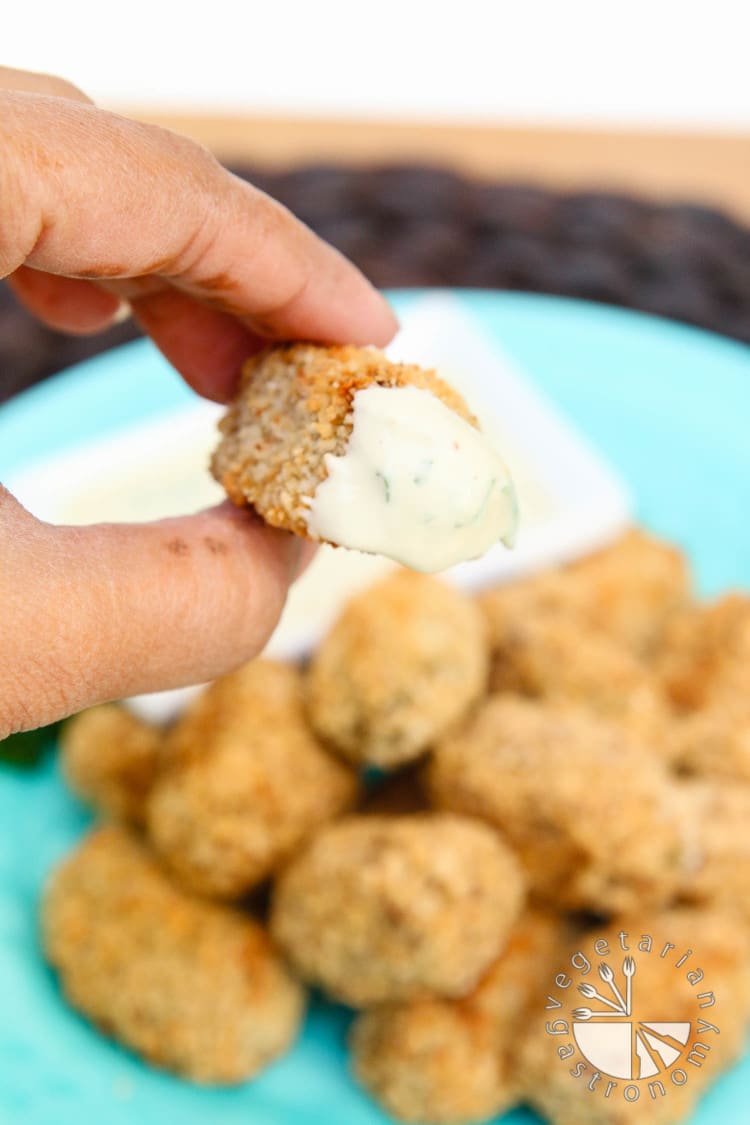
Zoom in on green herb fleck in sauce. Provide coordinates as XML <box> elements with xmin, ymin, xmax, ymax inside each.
<box><xmin>412</xmin><ymin>459</ymin><xmax>434</xmax><ymax>486</ymax></box>
<box><xmin>472</xmin><ymin>477</ymin><xmax>497</xmax><ymax>524</ymax></box>
<box><xmin>375</xmin><ymin>471</ymin><xmax>391</xmax><ymax>503</ymax></box>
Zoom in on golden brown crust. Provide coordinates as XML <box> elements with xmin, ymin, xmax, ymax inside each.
<box><xmin>664</xmin><ymin>708</ymin><xmax>750</xmax><ymax>783</ymax></box>
<box><xmin>564</xmin><ymin>529</ymin><xmax>691</xmax><ymax>655</ymax></box>
<box><xmin>675</xmin><ymin>780</ymin><xmax>750</xmax><ymax>923</ymax></box>
<box><xmin>307</xmin><ymin>571</ymin><xmax>489</xmax><ymax>769</ymax></box>
<box><xmin>211</xmin><ymin>343</ymin><xmax>476</xmax><ymax>539</ymax></box>
<box><xmin>654</xmin><ymin>593</ymin><xmax>750</xmax><ymax>711</ymax></box>
<box><xmin>271</xmin><ymin>814</ymin><xmax>525</xmax><ymax>1006</ymax></box>
<box><xmin>147</xmin><ymin>660</ymin><xmax>358</xmax><ymax>899</ymax></box>
<box><xmin>351</xmin><ymin>1001</ymin><xmax>513</xmax><ymax>1124</ymax></box>
<box><xmin>43</xmin><ymin>825</ymin><xmax>305</xmax><ymax>1084</ymax></box>
<box><xmin>487</xmin><ymin>613</ymin><xmax>669</xmax><ymax>746</ymax></box>
<box><xmin>427</xmin><ymin>696</ymin><xmax>683</xmax><ymax>914</ymax></box>
<box><xmin>479</xmin><ymin>529</ymin><xmax>690</xmax><ymax>659</ymax></box>
<box><xmin>45</xmin><ymin>525</ymin><xmax>750</xmax><ymax>1115</ymax></box>
<box><xmin>165</xmin><ymin>659</ymin><xmax>306</xmax><ymax>763</ymax></box>
<box><xmin>350</xmin><ymin>911</ymin><xmax>565</xmax><ymax>1124</ymax></box>
<box><xmin>60</xmin><ymin>704</ymin><xmax>164</xmax><ymax>825</ymax></box>
<box><xmin>518</xmin><ymin>908</ymin><xmax>750</xmax><ymax>1125</ymax></box>
<box><xmin>478</xmin><ymin>569</ymin><xmax>582</xmax><ymax>650</ymax></box>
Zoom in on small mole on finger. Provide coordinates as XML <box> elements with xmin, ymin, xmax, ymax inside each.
<box><xmin>166</xmin><ymin>538</ymin><xmax>189</xmax><ymax>557</ymax></box>
<box><xmin>204</xmin><ymin>536</ymin><xmax>228</xmax><ymax>556</ymax></box>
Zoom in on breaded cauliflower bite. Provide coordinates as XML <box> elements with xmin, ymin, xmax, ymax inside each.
<box><xmin>564</xmin><ymin>528</ymin><xmax>690</xmax><ymax>655</ymax></box>
<box><xmin>271</xmin><ymin>814</ymin><xmax>524</xmax><ymax>1006</ymax></box>
<box><xmin>675</xmin><ymin>780</ymin><xmax>750</xmax><ymax>922</ymax></box>
<box><xmin>664</xmin><ymin>707</ymin><xmax>750</xmax><ymax>783</ymax></box>
<box><xmin>307</xmin><ymin>571</ymin><xmax>489</xmax><ymax>768</ymax></box>
<box><xmin>43</xmin><ymin>826</ymin><xmax>305</xmax><ymax>1084</ymax></box>
<box><xmin>61</xmin><ymin>704</ymin><xmax>164</xmax><ymax>825</ymax></box>
<box><xmin>165</xmin><ymin>657</ymin><xmax>307</xmax><ymax>762</ymax></box>
<box><xmin>655</xmin><ymin>592</ymin><xmax>750</xmax><ymax>712</ymax></box>
<box><xmin>147</xmin><ymin>661</ymin><xmax>358</xmax><ymax>899</ymax></box>
<box><xmin>478</xmin><ymin>569</ymin><xmax>583</xmax><ymax>648</ymax></box>
<box><xmin>518</xmin><ymin>908</ymin><xmax>750</xmax><ymax>1125</ymax></box>
<box><xmin>427</xmin><ymin>697</ymin><xmax>683</xmax><ymax>914</ymax></box>
<box><xmin>479</xmin><ymin>529</ymin><xmax>689</xmax><ymax>659</ymax></box>
<box><xmin>353</xmin><ymin>990</ymin><xmax>513</xmax><ymax>1125</ymax></box>
<box><xmin>212</xmin><ymin>343</ymin><xmax>475</xmax><ymax>536</ymax></box>
<box><xmin>487</xmin><ymin>614</ymin><xmax>667</xmax><ymax>744</ymax></box>
<box><xmin>211</xmin><ymin>343</ymin><xmax>517</xmax><ymax>571</ymax></box>
<box><xmin>350</xmin><ymin>911</ymin><xmax>563</xmax><ymax>1125</ymax></box>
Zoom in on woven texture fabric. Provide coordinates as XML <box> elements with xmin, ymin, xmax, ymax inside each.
<box><xmin>2</xmin><ymin>164</ymin><xmax>749</xmax><ymax>403</ymax></box>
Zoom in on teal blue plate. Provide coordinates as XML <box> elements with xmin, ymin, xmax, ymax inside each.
<box><xmin>1</xmin><ymin>291</ymin><xmax>749</xmax><ymax>1124</ymax></box>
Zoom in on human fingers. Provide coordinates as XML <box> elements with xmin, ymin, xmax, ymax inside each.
<box><xmin>0</xmin><ymin>70</ymin><xmax>126</xmax><ymax>335</ymax></box>
<box><xmin>0</xmin><ymin>495</ymin><xmax>308</xmax><ymax>738</ymax></box>
<box><xmin>1</xmin><ymin>93</ymin><xmax>397</xmax><ymax>401</ymax></box>
<box><xmin>1</xmin><ymin>70</ymin><xmax>128</xmax><ymax>335</ymax></box>
<box><xmin>8</xmin><ymin>267</ymin><xmax>127</xmax><ymax>334</ymax></box>
<box><xmin>0</xmin><ymin>65</ymin><xmax>92</xmax><ymax>102</ymax></box>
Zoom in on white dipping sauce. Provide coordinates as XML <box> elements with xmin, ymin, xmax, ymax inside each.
<box><xmin>306</xmin><ymin>385</ymin><xmax>518</xmax><ymax>573</ymax></box>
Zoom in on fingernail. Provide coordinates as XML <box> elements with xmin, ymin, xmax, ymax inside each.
<box><xmin>112</xmin><ymin>299</ymin><xmax>132</xmax><ymax>324</ymax></box>
<box><xmin>373</xmin><ymin>290</ymin><xmax>400</xmax><ymax>339</ymax></box>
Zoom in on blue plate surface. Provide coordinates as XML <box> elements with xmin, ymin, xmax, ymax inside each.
<box><xmin>1</xmin><ymin>291</ymin><xmax>749</xmax><ymax>1124</ymax></box>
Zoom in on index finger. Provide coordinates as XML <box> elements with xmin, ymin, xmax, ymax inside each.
<box><xmin>1</xmin><ymin>92</ymin><xmax>398</xmax><ymax>394</ymax></box>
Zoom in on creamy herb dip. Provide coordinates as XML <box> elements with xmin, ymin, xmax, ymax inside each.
<box><xmin>306</xmin><ymin>385</ymin><xmax>518</xmax><ymax>572</ymax></box>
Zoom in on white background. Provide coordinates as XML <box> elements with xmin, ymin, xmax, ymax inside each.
<box><xmin>4</xmin><ymin>0</ymin><xmax>750</xmax><ymax>129</ymax></box>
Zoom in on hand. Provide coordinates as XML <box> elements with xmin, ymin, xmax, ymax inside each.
<box><xmin>0</xmin><ymin>67</ymin><xmax>397</xmax><ymax>738</ymax></box>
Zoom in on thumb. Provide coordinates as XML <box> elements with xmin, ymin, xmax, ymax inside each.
<box><xmin>1</xmin><ymin>494</ymin><xmax>305</xmax><ymax>737</ymax></box>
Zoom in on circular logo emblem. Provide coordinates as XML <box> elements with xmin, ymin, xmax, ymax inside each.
<box><xmin>571</xmin><ymin>955</ymin><xmax>690</xmax><ymax>1080</ymax></box>
<box><xmin>543</xmin><ymin>930</ymin><xmax>721</xmax><ymax>1106</ymax></box>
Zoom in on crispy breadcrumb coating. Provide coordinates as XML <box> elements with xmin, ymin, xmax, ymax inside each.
<box><xmin>43</xmin><ymin>826</ymin><xmax>305</xmax><ymax>1084</ymax></box>
<box><xmin>271</xmin><ymin>814</ymin><xmax>524</xmax><ymax>1006</ymax></box>
<box><xmin>353</xmin><ymin>991</ymin><xmax>514</xmax><ymax>1125</ymax></box>
<box><xmin>427</xmin><ymin>697</ymin><xmax>683</xmax><ymax>914</ymax></box>
<box><xmin>147</xmin><ymin>661</ymin><xmax>358</xmax><ymax>899</ymax></box>
<box><xmin>211</xmin><ymin>343</ymin><xmax>475</xmax><ymax>539</ymax></box>
<box><xmin>565</xmin><ymin>529</ymin><xmax>690</xmax><ymax>655</ymax></box>
<box><xmin>350</xmin><ymin>911</ymin><xmax>564</xmax><ymax>1124</ymax></box>
<box><xmin>518</xmin><ymin>908</ymin><xmax>750</xmax><ymax>1125</ymax></box>
<box><xmin>479</xmin><ymin>529</ymin><xmax>689</xmax><ymax>658</ymax></box>
<box><xmin>655</xmin><ymin>593</ymin><xmax>750</xmax><ymax>711</ymax></box>
<box><xmin>479</xmin><ymin>570</ymin><xmax>581</xmax><ymax>648</ymax></box>
<box><xmin>44</xmin><ymin>520</ymin><xmax>750</xmax><ymax>1117</ymax></box>
<box><xmin>307</xmin><ymin>571</ymin><xmax>489</xmax><ymax>768</ymax></box>
<box><xmin>665</xmin><ymin>708</ymin><xmax>750</xmax><ymax>783</ymax></box>
<box><xmin>166</xmin><ymin>658</ymin><xmax>306</xmax><ymax>763</ymax></box>
<box><xmin>487</xmin><ymin>614</ymin><xmax>668</xmax><ymax>744</ymax></box>
<box><xmin>61</xmin><ymin>704</ymin><xmax>164</xmax><ymax>825</ymax></box>
<box><xmin>676</xmin><ymin>780</ymin><xmax>750</xmax><ymax>923</ymax></box>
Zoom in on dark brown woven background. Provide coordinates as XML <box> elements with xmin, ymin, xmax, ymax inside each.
<box><xmin>2</xmin><ymin>163</ymin><xmax>749</xmax><ymax>405</ymax></box>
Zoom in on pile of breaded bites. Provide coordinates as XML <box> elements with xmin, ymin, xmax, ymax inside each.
<box><xmin>47</xmin><ymin>529</ymin><xmax>750</xmax><ymax>1125</ymax></box>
